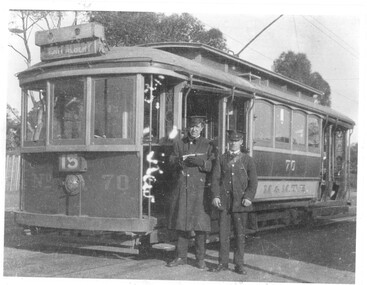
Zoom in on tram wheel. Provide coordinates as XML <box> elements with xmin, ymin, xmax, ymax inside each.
<box><xmin>137</xmin><ymin>235</ymin><xmax>152</xmax><ymax>257</ymax></box>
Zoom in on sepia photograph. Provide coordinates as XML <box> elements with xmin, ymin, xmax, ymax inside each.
<box><xmin>3</xmin><ymin>1</ymin><xmax>365</xmax><ymax>284</ymax></box>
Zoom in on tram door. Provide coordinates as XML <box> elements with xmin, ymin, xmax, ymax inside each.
<box><xmin>185</xmin><ymin>91</ymin><xmax>220</xmax><ymax>144</ymax></box>
<box><xmin>322</xmin><ymin>123</ymin><xmax>347</xmax><ymax>201</ymax></box>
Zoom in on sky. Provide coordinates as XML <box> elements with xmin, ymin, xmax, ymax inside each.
<box><xmin>4</xmin><ymin>1</ymin><xmax>365</xmax><ymax>146</ymax></box>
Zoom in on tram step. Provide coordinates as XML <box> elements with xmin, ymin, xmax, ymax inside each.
<box><xmin>152</xmin><ymin>243</ymin><xmax>176</xmax><ymax>251</ymax></box>
<box><xmin>257</xmin><ymin>224</ymin><xmax>286</xmax><ymax>231</ymax></box>
<box><xmin>79</xmin><ymin>245</ymin><xmax>139</xmax><ymax>254</ymax></box>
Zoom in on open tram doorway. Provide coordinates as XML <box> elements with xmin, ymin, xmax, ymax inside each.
<box><xmin>184</xmin><ymin>92</ymin><xmax>252</xmax><ymax>155</ymax></box>
<box><xmin>184</xmin><ymin>90</ymin><xmax>220</xmax><ymax>145</ymax></box>
<box><xmin>320</xmin><ymin>122</ymin><xmax>351</xmax><ymax>202</ymax></box>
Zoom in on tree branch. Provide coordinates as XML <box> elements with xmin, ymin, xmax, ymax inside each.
<box><xmin>8</xmin><ymin>44</ymin><xmax>28</xmax><ymax>62</ymax></box>
<box><xmin>7</xmin><ymin>104</ymin><xmax>21</xmax><ymax>122</ymax></box>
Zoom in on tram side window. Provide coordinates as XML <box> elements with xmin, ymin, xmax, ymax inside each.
<box><xmin>308</xmin><ymin>116</ymin><xmax>320</xmax><ymax>153</ymax></box>
<box><xmin>275</xmin><ymin>106</ymin><xmax>291</xmax><ymax>149</ymax></box>
<box><xmin>164</xmin><ymin>89</ymin><xmax>175</xmax><ymax>138</ymax></box>
<box><xmin>254</xmin><ymin>100</ymin><xmax>273</xmax><ymax>147</ymax></box>
<box><xmin>52</xmin><ymin>79</ymin><xmax>84</xmax><ymax>140</ymax></box>
<box><xmin>228</xmin><ymin>97</ymin><xmax>246</xmax><ymax>134</ymax></box>
<box><xmin>24</xmin><ymin>87</ymin><xmax>47</xmax><ymax>142</ymax></box>
<box><xmin>94</xmin><ymin>76</ymin><xmax>134</xmax><ymax>141</ymax></box>
<box><xmin>143</xmin><ymin>75</ymin><xmax>175</xmax><ymax>143</ymax></box>
<box><xmin>292</xmin><ymin>111</ymin><xmax>306</xmax><ymax>150</ymax></box>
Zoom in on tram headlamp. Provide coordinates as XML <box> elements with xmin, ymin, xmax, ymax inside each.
<box><xmin>64</xmin><ymin>174</ymin><xmax>84</xmax><ymax>196</ymax></box>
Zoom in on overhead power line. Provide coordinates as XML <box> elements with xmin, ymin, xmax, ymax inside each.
<box><xmin>332</xmin><ymin>90</ymin><xmax>359</xmax><ymax>104</ymax></box>
<box><xmin>308</xmin><ymin>15</ymin><xmax>358</xmax><ymax>55</ymax></box>
<box><xmin>301</xmin><ymin>16</ymin><xmax>359</xmax><ymax>60</ymax></box>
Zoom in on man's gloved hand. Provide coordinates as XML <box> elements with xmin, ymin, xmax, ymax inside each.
<box><xmin>242</xmin><ymin>198</ymin><xmax>252</xmax><ymax>207</ymax></box>
<box><xmin>185</xmin><ymin>156</ymin><xmax>204</xmax><ymax>167</ymax></box>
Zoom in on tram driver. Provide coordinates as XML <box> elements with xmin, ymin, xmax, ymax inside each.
<box><xmin>167</xmin><ymin>116</ymin><xmax>215</xmax><ymax>270</ymax></box>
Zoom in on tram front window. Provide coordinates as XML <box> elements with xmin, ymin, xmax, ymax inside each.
<box><xmin>24</xmin><ymin>86</ymin><xmax>46</xmax><ymax>142</ymax></box>
<box><xmin>52</xmin><ymin>78</ymin><xmax>84</xmax><ymax>140</ymax></box>
<box><xmin>94</xmin><ymin>76</ymin><xmax>134</xmax><ymax>141</ymax></box>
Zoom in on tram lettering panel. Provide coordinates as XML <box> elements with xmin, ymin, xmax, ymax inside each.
<box><xmin>255</xmin><ymin>180</ymin><xmax>318</xmax><ymax>201</ymax></box>
<box><xmin>81</xmin><ymin>152</ymin><xmax>140</xmax><ymax>218</ymax></box>
<box><xmin>22</xmin><ymin>153</ymin><xmax>67</xmax><ymax>215</ymax></box>
<box><xmin>253</xmin><ymin>150</ymin><xmax>320</xmax><ymax>178</ymax></box>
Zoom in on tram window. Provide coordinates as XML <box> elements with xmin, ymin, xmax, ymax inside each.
<box><xmin>52</xmin><ymin>78</ymin><xmax>84</xmax><ymax>140</ymax></box>
<box><xmin>254</xmin><ymin>100</ymin><xmax>273</xmax><ymax>147</ymax></box>
<box><xmin>292</xmin><ymin>111</ymin><xmax>306</xmax><ymax>149</ymax></box>
<box><xmin>24</xmin><ymin>86</ymin><xmax>46</xmax><ymax>142</ymax></box>
<box><xmin>143</xmin><ymin>75</ymin><xmax>173</xmax><ymax>143</ymax></box>
<box><xmin>94</xmin><ymin>76</ymin><xmax>134</xmax><ymax>141</ymax></box>
<box><xmin>308</xmin><ymin>116</ymin><xmax>320</xmax><ymax>152</ymax></box>
<box><xmin>275</xmin><ymin>106</ymin><xmax>291</xmax><ymax>148</ymax></box>
<box><xmin>228</xmin><ymin>97</ymin><xmax>246</xmax><ymax>134</ymax></box>
<box><xmin>165</xmin><ymin>89</ymin><xmax>175</xmax><ymax>137</ymax></box>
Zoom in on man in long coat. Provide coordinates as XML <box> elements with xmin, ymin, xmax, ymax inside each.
<box><xmin>211</xmin><ymin>130</ymin><xmax>258</xmax><ymax>275</ymax></box>
<box><xmin>167</xmin><ymin>116</ymin><xmax>215</xmax><ymax>269</ymax></box>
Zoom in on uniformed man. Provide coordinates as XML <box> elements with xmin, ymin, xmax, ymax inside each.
<box><xmin>211</xmin><ymin>130</ymin><xmax>258</xmax><ymax>275</ymax></box>
<box><xmin>167</xmin><ymin>116</ymin><xmax>215</xmax><ymax>269</ymax></box>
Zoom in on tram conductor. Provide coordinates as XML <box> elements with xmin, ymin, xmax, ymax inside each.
<box><xmin>167</xmin><ymin>116</ymin><xmax>215</xmax><ymax>269</ymax></box>
<box><xmin>211</xmin><ymin>130</ymin><xmax>258</xmax><ymax>275</ymax></box>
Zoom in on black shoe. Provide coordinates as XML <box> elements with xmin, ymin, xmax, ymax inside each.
<box><xmin>167</xmin><ymin>257</ymin><xmax>187</xmax><ymax>267</ymax></box>
<box><xmin>197</xmin><ymin>259</ymin><xmax>207</xmax><ymax>270</ymax></box>
<box><xmin>234</xmin><ymin>265</ymin><xmax>247</xmax><ymax>275</ymax></box>
<box><xmin>211</xmin><ymin>263</ymin><xmax>229</xmax><ymax>272</ymax></box>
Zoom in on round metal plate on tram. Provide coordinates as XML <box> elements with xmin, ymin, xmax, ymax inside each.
<box><xmin>64</xmin><ymin>174</ymin><xmax>85</xmax><ymax>196</ymax></box>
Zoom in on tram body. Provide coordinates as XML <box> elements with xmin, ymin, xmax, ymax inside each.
<box><xmin>14</xmin><ymin>23</ymin><xmax>354</xmax><ymax>247</ymax></box>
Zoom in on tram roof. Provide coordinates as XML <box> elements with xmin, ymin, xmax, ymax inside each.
<box><xmin>18</xmin><ymin>45</ymin><xmax>256</xmax><ymax>94</ymax></box>
<box><xmin>142</xmin><ymin>42</ymin><xmax>325</xmax><ymax>96</ymax></box>
<box><xmin>18</xmin><ymin>44</ymin><xmax>354</xmax><ymax>128</ymax></box>
<box><xmin>142</xmin><ymin>42</ymin><xmax>354</xmax><ymax>128</ymax></box>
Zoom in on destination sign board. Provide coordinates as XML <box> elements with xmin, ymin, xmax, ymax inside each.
<box><xmin>40</xmin><ymin>39</ymin><xmax>104</xmax><ymax>61</ymax></box>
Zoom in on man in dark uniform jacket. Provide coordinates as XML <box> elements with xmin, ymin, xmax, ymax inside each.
<box><xmin>211</xmin><ymin>130</ymin><xmax>258</xmax><ymax>275</ymax></box>
<box><xmin>167</xmin><ymin>116</ymin><xmax>215</xmax><ymax>269</ymax></box>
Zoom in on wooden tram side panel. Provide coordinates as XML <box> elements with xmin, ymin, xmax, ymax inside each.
<box><xmin>22</xmin><ymin>152</ymin><xmax>141</xmax><ymax>219</ymax></box>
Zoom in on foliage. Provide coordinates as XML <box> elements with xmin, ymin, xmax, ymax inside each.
<box><xmin>350</xmin><ymin>143</ymin><xmax>358</xmax><ymax>174</ymax></box>
<box><xmin>272</xmin><ymin>51</ymin><xmax>331</xmax><ymax>107</ymax></box>
<box><xmin>6</xmin><ymin>104</ymin><xmax>21</xmax><ymax>151</ymax></box>
<box><xmin>88</xmin><ymin>11</ymin><xmax>227</xmax><ymax>50</ymax></box>
<box><xmin>308</xmin><ymin>72</ymin><xmax>331</xmax><ymax>106</ymax></box>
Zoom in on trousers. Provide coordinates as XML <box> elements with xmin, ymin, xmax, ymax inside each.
<box><xmin>219</xmin><ymin>209</ymin><xmax>248</xmax><ymax>265</ymax></box>
<box><xmin>177</xmin><ymin>230</ymin><xmax>206</xmax><ymax>260</ymax></box>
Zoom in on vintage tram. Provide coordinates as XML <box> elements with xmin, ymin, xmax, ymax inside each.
<box><xmin>14</xmin><ymin>23</ymin><xmax>354</xmax><ymax>250</ymax></box>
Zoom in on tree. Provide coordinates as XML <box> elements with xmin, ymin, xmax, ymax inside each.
<box><xmin>272</xmin><ymin>51</ymin><xmax>331</xmax><ymax>107</ymax></box>
<box><xmin>6</xmin><ymin>104</ymin><xmax>21</xmax><ymax>151</ymax></box>
<box><xmin>89</xmin><ymin>11</ymin><xmax>227</xmax><ymax>50</ymax></box>
<box><xmin>350</xmin><ymin>143</ymin><xmax>358</xmax><ymax>174</ymax></box>
<box><xmin>308</xmin><ymin>72</ymin><xmax>331</xmax><ymax>106</ymax></box>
